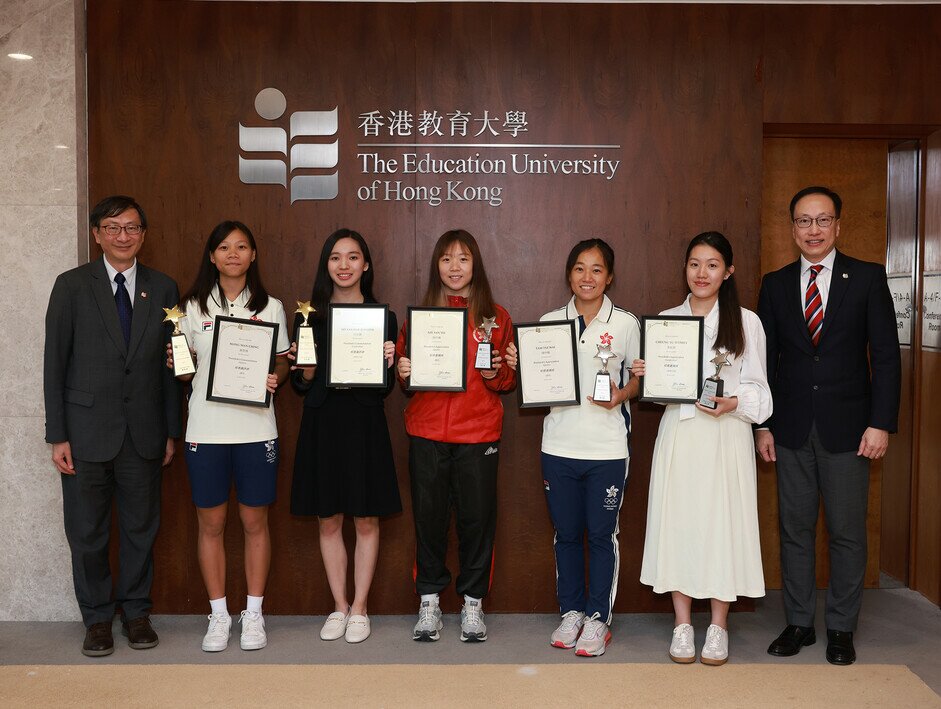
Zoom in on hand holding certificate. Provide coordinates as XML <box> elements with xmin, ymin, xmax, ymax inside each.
<box><xmin>639</xmin><ymin>316</ymin><xmax>704</xmax><ymax>403</ymax></box>
<box><xmin>407</xmin><ymin>307</ymin><xmax>467</xmax><ymax>392</ymax></box>
<box><xmin>514</xmin><ymin>320</ymin><xmax>580</xmax><ymax>408</ymax></box>
<box><xmin>206</xmin><ymin>316</ymin><xmax>279</xmax><ymax>407</ymax></box>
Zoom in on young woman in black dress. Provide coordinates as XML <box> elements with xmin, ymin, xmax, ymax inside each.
<box><xmin>290</xmin><ymin>229</ymin><xmax>400</xmax><ymax>644</ymax></box>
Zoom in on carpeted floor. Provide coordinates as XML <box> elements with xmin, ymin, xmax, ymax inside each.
<box><xmin>2</xmin><ymin>663</ymin><xmax>939</xmax><ymax>708</ymax></box>
<box><xmin>1</xmin><ymin>589</ymin><xmax>939</xmax><ymax>706</ymax></box>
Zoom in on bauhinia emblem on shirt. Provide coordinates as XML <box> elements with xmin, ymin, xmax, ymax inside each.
<box><xmin>600</xmin><ymin>332</ymin><xmax>613</xmax><ymax>346</ymax></box>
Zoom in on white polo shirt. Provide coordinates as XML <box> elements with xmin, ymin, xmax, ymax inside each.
<box><xmin>540</xmin><ymin>294</ymin><xmax>641</xmax><ymax>460</ymax></box>
<box><xmin>180</xmin><ymin>288</ymin><xmax>290</xmax><ymax>444</ymax></box>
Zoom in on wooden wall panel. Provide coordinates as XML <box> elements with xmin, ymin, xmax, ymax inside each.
<box><xmin>762</xmin><ymin>6</ymin><xmax>941</xmax><ymax>126</ymax></box>
<box><xmin>759</xmin><ymin>137</ymin><xmax>888</xmax><ymax>590</ymax></box>
<box><xmin>85</xmin><ymin>1</ymin><xmax>941</xmax><ymax>614</ymax></box>
<box><xmin>913</xmin><ymin>130</ymin><xmax>941</xmax><ymax>604</ymax></box>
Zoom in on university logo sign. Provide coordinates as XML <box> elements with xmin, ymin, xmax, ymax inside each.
<box><xmin>238</xmin><ymin>87</ymin><xmax>339</xmax><ymax>203</ymax></box>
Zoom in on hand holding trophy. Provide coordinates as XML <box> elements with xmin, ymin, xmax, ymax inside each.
<box><xmin>698</xmin><ymin>350</ymin><xmax>731</xmax><ymax>410</ymax></box>
<box><xmin>592</xmin><ymin>339</ymin><xmax>618</xmax><ymax>403</ymax></box>
<box><xmin>475</xmin><ymin>315</ymin><xmax>500</xmax><ymax>370</ymax></box>
<box><xmin>294</xmin><ymin>300</ymin><xmax>318</xmax><ymax>367</ymax></box>
<box><xmin>163</xmin><ymin>305</ymin><xmax>196</xmax><ymax>377</ymax></box>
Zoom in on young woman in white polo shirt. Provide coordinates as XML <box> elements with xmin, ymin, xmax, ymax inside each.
<box><xmin>506</xmin><ymin>238</ymin><xmax>640</xmax><ymax>657</ymax></box>
<box><xmin>173</xmin><ymin>220</ymin><xmax>290</xmax><ymax>653</ymax></box>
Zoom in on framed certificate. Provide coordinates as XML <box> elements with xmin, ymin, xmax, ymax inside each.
<box><xmin>639</xmin><ymin>315</ymin><xmax>704</xmax><ymax>403</ymax></box>
<box><xmin>407</xmin><ymin>306</ymin><xmax>467</xmax><ymax>392</ymax></box>
<box><xmin>514</xmin><ymin>320</ymin><xmax>580</xmax><ymax>408</ymax></box>
<box><xmin>326</xmin><ymin>304</ymin><xmax>389</xmax><ymax>388</ymax></box>
<box><xmin>206</xmin><ymin>316</ymin><xmax>279</xmax><ymax>408</ymax></box>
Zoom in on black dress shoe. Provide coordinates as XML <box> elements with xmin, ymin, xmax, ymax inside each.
<box><xmin>826</xmin><ymin>630</ymin><xmax>856</xmax><ymax>665</ymax></box>
<box><xmin>767</xmin><ymin>624</ymin><xmax>816</xmax><ymax>656</ymax></box>
<box><xmin>122</xmin><ymin>615</ymin><xmax>159</xmax><ymax>649</ymax></box>
<box><xmin>82</xmin><ymin>621</ymin><xmax>114</xmax><ymax>657</ymax></box>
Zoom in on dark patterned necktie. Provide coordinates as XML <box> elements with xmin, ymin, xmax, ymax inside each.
<box><xmin>804</xmin><ymin>264</ymin><xmax>823</xmax><ymax>346</ymax></box>
<box><xmin>114</xmin><ymin>272</ymin><xmax>132</xmax><ymax>346</ymax></box>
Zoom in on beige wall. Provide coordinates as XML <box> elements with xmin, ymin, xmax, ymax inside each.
<box><xmin>0</xmin><ymin>0</ymin><xmax>85</xmax><ymax>620</ymax></box>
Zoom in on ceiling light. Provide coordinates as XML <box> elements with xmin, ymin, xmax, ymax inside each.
<box><xmin>7</xmin><ymin>53</ymin><xmax>33</xmax><ymax>61</ymax></box>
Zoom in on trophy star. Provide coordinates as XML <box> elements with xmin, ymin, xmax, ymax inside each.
<box><xmin>162</xmin><ymin>304</ymin><xmax>185</xmax><ymax>324</ymax></box>
<box><xmin>710</xmin><ymin>351</ymin><xmax>731</xmax><ymax>369</ymax></box>
<box><xmin>295</xmin><ymin>300</ymin><xmax>317</xmax><ymax>323</ymax></box>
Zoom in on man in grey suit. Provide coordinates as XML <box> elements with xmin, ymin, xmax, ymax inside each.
<box><xmin>44</xmin><ymin>195</ymin><xmax>181</xmax><ymax>656</ymax></box>
<box><xmin>756</xmin><ymin>186</ymin><xmax>900</xmax><ymax>665</ymax></box>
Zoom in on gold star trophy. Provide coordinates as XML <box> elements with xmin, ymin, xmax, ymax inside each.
<box><xmin>698</xmin><ymin>350</ymin><xmax>731</xmax><ymax>409</ymax></box>
<box><xmin>475</xmin><ymin>316</ymin><xmax>500</xmax><ymax>370</ymax></box>
<box><xmin>294</xmin><ymin>301</ymin><xmax>318</xmax><ymax>366</ymax></box>
<box><xmin>163</xmin><ymin>305</ymin><xmax>196</xmax><ymax>377</ymax></box>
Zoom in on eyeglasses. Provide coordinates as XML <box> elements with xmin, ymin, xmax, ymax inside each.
<box><xmin>99</xmin><ymin>224</ymin><xmax>144</xmax><ymax>236</ymax></box>
<box><xmin>793</xmin><ymin>215</ymin><xmax>835</xmax><ymax>229</ymax></box>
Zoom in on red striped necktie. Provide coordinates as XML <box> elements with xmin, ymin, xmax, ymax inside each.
<box><xmin>804</xmin><ymin>264</ymin><xmax>824</xmax><ymax>346</ymax></box>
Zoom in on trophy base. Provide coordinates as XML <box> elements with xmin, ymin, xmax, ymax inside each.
<box><xmin>474</xmin><ymin>342</ymin><xmax>493</xmax><ymax>370</ymax></box>
<box><xmin>171</xmin><ymin>333</ymin><xmax>196</xmax><ymax>377</ymax></box>
<box><xmin>295</xmin><ymin>325</ymin><xmax>318</xmax><ymax>367</ymax></box>
<box><xmin>593</xmin><ymin>372</ymin><xmax>612</xmax><ymax>402</ymax></box>
<box><xmin>698</xmin><ymin>377</ymin><xmax>724</xmax><ymax>409</ymax></box>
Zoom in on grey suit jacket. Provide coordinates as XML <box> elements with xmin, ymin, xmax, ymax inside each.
<box><xmin>44</xmin><ymin>257</ymin><xmax>182</xmax><ymax>462</ymax></box>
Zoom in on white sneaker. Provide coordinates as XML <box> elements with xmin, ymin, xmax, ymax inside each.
<box><xmin>460</xmin><ymin>599</ymin><xmax>487</xmax><ymax>642</ymax></box>
<box><xmin>201</xmin><ymin>612</ymin><xmax>231</xmax><ymax>652</ymax></box>
<box><xmin>550</xmin><ymin>610</ymin><xmax>586</xmax><ymax>649</ymax></box>
<box><xmin>701</xmin><ymin>624</ymin><xmax>729</xmax><ymax>666</ymax></box>
<box><xmin>320</xmin><ymin>609</ymin><xmax>350</xmax><ymax>641</ymax></box>
<box><xmin>670</xmin><ymin>623</ymin><xmax>695</xmax><ymax>664</ymax></box>
<box><xmin>239</xmin><ymin>610</ymin><xmax>267</xmax><ymax>651</ymax></box>
<box><xmin>574</xmin><ymin>614</ymin><xmax>611</xmax><ymax>657</ymax></box>
<box><xmin>413</xmin><ymin>599</ymin><xmax>442</xmax><ymax>642</ymax></box>
<box><xmin>345</xmin><ymin>614</ymin><xmax>370</xmax><ymax>644</ymax></box>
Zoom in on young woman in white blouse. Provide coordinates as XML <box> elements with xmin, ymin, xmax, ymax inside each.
<box><xmin>633</xmin><ymin>231</ymin><xmax>772</xmax><ymax>666</ymax></box>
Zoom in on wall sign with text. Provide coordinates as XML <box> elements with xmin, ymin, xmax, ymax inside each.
<box><xmin>238</xmin><ymin>89</ymin><xmax>622</xmax><ymax>206</ymax></box>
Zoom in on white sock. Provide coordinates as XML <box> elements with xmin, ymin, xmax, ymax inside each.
<box><xmin>209</xmin><ymin>597</ymin><xmax>228</xmax><ymax>616</ymax></box>
<box><xmin>464</xmin><ymin>595</ymin><xmax>482</xmax><ymax>606</ymax></box>
<box><xmin>420</xmin><ymin>593</ymin><xmax>439</xmax><ymax>605</ymax></box>
<box><xmin>246</xmin><ymin>595</ymin><xmax>263</xmax><ymax>614</ymax></box>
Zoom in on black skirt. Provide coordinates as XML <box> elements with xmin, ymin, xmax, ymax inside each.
<box><xmin>291</xmin><ymin>390</ymin><xmax>402</xmax><ymax>517</ymax></box>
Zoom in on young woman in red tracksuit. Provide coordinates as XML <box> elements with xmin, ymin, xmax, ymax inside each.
<box><xmin>395</xmin><ymin>229</ymin><xmax>515</xmax><ymax>643</ymax></box>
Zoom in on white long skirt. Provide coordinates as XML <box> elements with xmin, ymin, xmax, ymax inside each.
<box><xmin>640</xmin><ymin>405</ymin><xmax>765</xmax><ymax>601</ymax></box>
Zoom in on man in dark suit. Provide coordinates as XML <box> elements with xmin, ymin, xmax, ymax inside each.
<box><xmin>756</xmin><ymin>186</ymin><xmax>901</xmax><ymax>665</ymax></box>
<box><xmin>44</xmin><ymin>195</ymin><xmax>181</xmax><ymax>656</ymax></box>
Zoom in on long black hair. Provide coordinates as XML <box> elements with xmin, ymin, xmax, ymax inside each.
<box><xmin>685</xmin><ymin>231</ymin><xmax>744</xmax><ymax>357</ymax></box>
<box><xmin>310</xmin><ymin>229</ymin><xmax>377</xmax><ymax>319</ymax></box>
<box><xmin>182</xmin><ymin>220</ymin><xmax>270</xmax><ymax>316</ymax></box>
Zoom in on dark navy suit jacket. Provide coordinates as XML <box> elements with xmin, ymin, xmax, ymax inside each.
<box><xmin>757</xmin><ymin>250</ymin><xmax>901</xmax><ymax>453</ymax></box>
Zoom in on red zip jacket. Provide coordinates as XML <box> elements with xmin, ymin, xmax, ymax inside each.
<box><xmin>396</xmin><ymin>296</ymin><xmax>516</xmax><ymax>443</ymax></box>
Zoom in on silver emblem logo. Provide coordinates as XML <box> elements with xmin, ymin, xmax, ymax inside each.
<box><xmin>239</xmin><ymin>88</ymin><xmax>339</xmax><ymax>202</ymax></box>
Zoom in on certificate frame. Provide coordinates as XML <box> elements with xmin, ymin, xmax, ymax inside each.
<box><xmin>325</xmin><ymin>303</ymin><xmax>390</xmax><ymax>388</ymax></box>
<box><xmin>206</xmin><ymin>315</ymin><xmax>279</xmax><ymax>408</ymax></box>
<box><xmin>639</xmin><ymin>315</ymin><xmax>704</xmax><ymax>404</ymax></box>
<box><xmin>514</xmin><ymin>320</ymin><xmax>580</xmax><ymax>408</ymax></box>
<box><xmin>406</xmin><ymin>306</ymin><xmax>468</xmax><ymax>392</ymax></box>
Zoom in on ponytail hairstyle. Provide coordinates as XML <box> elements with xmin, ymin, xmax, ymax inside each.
<box><xmin>309</xmin><ymin>228</ymin><xmax>377</xmax><ymax>319</ymax></box>
<box><xmin>182</xmin><ymin>221</ymin><xmax>270</xmax><ymax>317</ymax></box>
<box><xmin>421</xmin><ymin>229</ymin><xmax>497</xmax><ymax>325</ymax></box>
<box><xmin>685</xmin><ymin>231</ymin><xmax>744</xmax><ymax>357</ymax></box>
